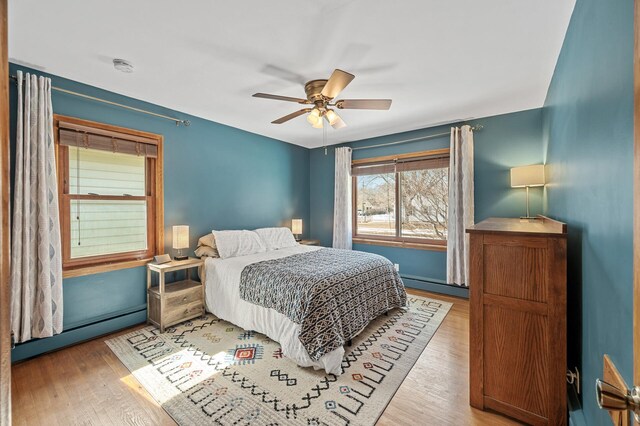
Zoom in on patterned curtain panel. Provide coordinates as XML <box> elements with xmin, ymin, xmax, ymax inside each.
<box><xmin>10</xmin><ymin>71</ymin><xmax>63</xmax><ymax>343</ymax></box>
<box><xmin>332</xmin><ymin>147</ymin><xmax>352</xmax><ymax>249</ymax></box>
<box><xmin>446</xmin><ymin>125</ymin><xmax>474</xmax><ymax>286</ymax></box>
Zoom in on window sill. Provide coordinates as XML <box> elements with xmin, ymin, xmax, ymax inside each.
<box><xmin>352</xmin><ymin>237</ymin><xmax>447</xmax><ymax>252</ymax></box>
<box><xmin>63</xmin><ymin>258</ymin><xmax>152</xmax><ymax>279</ymax></box>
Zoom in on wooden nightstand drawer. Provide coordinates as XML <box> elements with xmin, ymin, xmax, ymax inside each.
<box><xmin>148</xmin><ymin>282</ymin><xmax>204</xmax><ymax>330</ymax></box>
<box><xmin>164</xmin><ymin>301</ymin><xmax>203</xmax><ymax>327</ymax></box>
<box><xmin>149</xmin><ymin>280</ymin><xmax>201</xmax><ymax>305</ymax></box>
<box><xmin>165</xmin><ymin>285</ymin><xmax>201</xmax><ymax>309</ymax></box>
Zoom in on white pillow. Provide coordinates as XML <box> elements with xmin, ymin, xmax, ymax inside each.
<box><xmin>254</xmin><ymin>227</ymin><xmax>298</xmax><ymax>251</ymax></box>
<box><xmin>212</xmin><ymin>230</ymin><xmax>266</xmax><ymax>259</ymax></box>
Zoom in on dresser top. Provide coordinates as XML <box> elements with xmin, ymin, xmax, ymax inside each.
<box><xmin>466</xmin><ymin>216</ymin><xmax>567</xmax><ymax>237</ymax></box>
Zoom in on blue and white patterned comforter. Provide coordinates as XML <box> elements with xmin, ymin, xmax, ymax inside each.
<box><xmin>239</xmin><ymin>248</ymin><xmax>407</xmax><ymax>361</ymax></box>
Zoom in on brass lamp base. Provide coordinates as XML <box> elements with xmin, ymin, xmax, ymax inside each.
<box><xmin>520</xmin><ymin>186</ymin><xmax>540</xmax><ymax>221</ymax></box>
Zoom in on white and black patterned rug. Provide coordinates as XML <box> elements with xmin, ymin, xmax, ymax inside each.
<box><xmin>106</xmin><ymin>295</ymin><xmax>451</xmax><ymax>426</ymax></box>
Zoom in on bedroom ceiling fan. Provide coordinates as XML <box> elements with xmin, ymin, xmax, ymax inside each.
<box><xmin>252</xmin><ymin>69</ymin><xmax>392</xmax><ymax>129</ymax></box>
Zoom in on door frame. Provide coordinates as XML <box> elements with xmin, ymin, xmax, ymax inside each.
<box><xmin>635</xmin><ymin>0</ymin><xmax>640</xmax><ymax>418</ymax></box>
<box><xmin>0</xmin><ymin>0</ymin><xmax>10</xmax><ymax>424</ymax></box>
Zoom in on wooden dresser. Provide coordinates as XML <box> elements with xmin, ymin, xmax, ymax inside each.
<box><xmin>466</xmin><ymin>217</ymin><xmax>567</xmax><ymax>425</ymax></box>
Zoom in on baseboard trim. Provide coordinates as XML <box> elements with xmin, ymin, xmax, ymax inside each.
<box><xmin>401</xmin><ymin>275</ymin><xmax>469</xmax><ymax>299</ymax></box>
<box><xmin>11</xmin><ymin>307</ymin><xmax>146</xmax><ymax>363</ymax></box>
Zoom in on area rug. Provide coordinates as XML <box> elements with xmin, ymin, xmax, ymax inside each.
<box><xmin>106</xmin><ymin>295</ymin><xmax>451</xmax><ymax>426</ymax></box>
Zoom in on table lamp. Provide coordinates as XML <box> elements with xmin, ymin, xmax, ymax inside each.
<box><xmin>510</xmin><ymin>165</ymin><xmax>545</xmax><ymax>220</ymax></box>
<box><xmin>291</xmin><ymin>219</ymin><xmax>302</xmax><ymax>241</ymax></box>
<box><xmin>172</xmin><ymin>225</ymin><xmax>189</xmax><ymax>260</ymax></box>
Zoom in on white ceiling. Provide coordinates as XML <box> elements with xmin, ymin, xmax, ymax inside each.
<box><xmin>8</xmin><ymin>0</ymin><xmax>575</xmax><ymax>148</ymax></box>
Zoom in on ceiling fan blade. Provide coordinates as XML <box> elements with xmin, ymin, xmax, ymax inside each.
<box><xmin>336</xmin><ymin>99</ymin><xmax>392</xmax><ymax>110</ymax></box>
<box><xmin>271</xmin><ymin>109</ymin><xmax>312</xmax><ymax>124</ymax></box>
<box><xmin>253</xmin><ymin>93</ymin><xmax>309</xmax><ymax>104</ymax></box>
<box><xmin>321</xmin><ymin>69</ymin><xmax>355</xmax><ymax>99</ymax></box>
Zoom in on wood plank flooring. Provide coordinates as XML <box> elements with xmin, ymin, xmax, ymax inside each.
<box><xmin>11</xmin><ymin>289</ymin><xmax>520</xmax><ymax>425</ymax></box>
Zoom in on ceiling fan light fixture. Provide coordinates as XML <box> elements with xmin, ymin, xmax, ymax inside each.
<box><xmin>307</xmin><ymin>108</ymin><xmax>321</xmax><ymax>125</ymax></box>
<box><xmin>312</xmin><ymin>116</ymin><xmax>323</xmax><ymax>128</ymax></box>
<box><xmin>325</xmin><ymin>109</ymin><xmax>340</xmax><ymax>126</ymax></box>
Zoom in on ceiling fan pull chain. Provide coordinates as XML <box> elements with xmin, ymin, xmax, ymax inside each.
<box><xmin>323</xmin><ymin>122</ymin><xmax>327</xmax><ymax>155</ymax></box>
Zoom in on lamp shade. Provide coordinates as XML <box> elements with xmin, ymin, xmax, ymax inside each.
<box><xmin>291</xmin><ymin>219</ymin><xmax>303</xmax><ymax>235</ymax></box>
<box><xmin>172</xmin><ymin>225</ymin><xmax>189</xmax><ymax>249</ymax></box>
<box><xmin>510</xmin><ymin>165</ymin><xmax>545</xmax><ymax>188</ymax></box>
<box><xmin>325</xmin><ymin>109</ymin><xmax>339</xmax><ymax>125</ymax></box>
<box><xmin>306</xmin><ymin>108</ymin><xmax>321</xmax><ymax>125</ymax></box>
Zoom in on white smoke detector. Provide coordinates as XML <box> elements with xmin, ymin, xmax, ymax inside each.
<box><xmin>113</xmin><ymin>58</ymin><xmax>134</xmax><ymax>73</ymax></box>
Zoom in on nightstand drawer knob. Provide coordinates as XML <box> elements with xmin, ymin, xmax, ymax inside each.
<box><xmin>182</xmin><ymin>296</ymin><xmax>188</xmax><ymax>302</ymax></box>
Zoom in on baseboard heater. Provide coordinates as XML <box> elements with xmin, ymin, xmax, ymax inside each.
<box><xmin>62</xmin><ymin>304</ymin><xmax>147</xmax><ymax>332</ymax></box>
<box><xmin>400</xmin><ymin>274</ymin><xmax>469</xmax><ymax>298</ymax></box>
<box><xmin>11</xmin><ymin>305</ymin><xmax>147</xmax><ymax>363</ymax></box>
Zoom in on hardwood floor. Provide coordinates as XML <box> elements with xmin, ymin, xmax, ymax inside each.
<box><xmin>11</xmin><ymin>289</ymin><xmax>520</xmax><ymax>425</ymax></box>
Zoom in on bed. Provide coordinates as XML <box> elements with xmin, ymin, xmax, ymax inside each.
<box><xmin>201</xmin><ymin>230</ymin><xmax>407</xmax><ymax>375</ymax></box>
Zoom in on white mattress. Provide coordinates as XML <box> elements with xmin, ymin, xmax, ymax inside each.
<box><xmin>203</xmin><ymin>245</ymin><xmax>345</xmax><ymax>375</ymax></box>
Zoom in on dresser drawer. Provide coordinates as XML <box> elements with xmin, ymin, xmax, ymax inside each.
<box><xmin>483</xmin><ymin>305</ymin><xmax>549</xmax><ymax>418</ymax></box>
<box><xmin>482</xmin><ymin>235</ymin><xmax>548</xmax><ymax>303</ymax></box>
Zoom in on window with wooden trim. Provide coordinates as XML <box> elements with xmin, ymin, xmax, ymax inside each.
<box><xmin>54</xmin><ymin>115</ymin><xmax>164</xmax><ymax>277</ymax></box>
<box><xmin>352</xmin><ymin>149</ymin><xmax>449</xmax><ymax>250</ymax></box>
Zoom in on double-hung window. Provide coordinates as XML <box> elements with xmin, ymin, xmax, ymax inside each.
<box><xmin>352</xmin><ymin>149</ymin><xmax>449</xmax><ymax>250</ymax></box>
<box><xmin>54</xmin><ymin>116</ymin><xmax>164</xmax><ymax>277</ymax></box>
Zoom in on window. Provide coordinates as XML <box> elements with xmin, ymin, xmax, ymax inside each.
<box><xmin>354</xmin><ymin>171</ymin><xmax>396</xmax><ymax>237</ymax></box>
<box><xmin>352</xmin><ymin>149</ymin><xmax>449</xmax><ymax>250</ymax></box>
<box><xmin>54</xmin><ymin>115</ymin><xmax>164</xmax><ymax>277</ymax></box>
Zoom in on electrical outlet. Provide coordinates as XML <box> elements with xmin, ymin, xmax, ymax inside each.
<box><xmin>394</xmin><ymin>263</ymin><xmax>399</xmax><ymax>272</ymax></box>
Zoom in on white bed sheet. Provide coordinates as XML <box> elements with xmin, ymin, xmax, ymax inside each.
<box><xmin>203</xmin><ymin>244</ymin><xmax>345</xmax><ymax>375</ymax></box>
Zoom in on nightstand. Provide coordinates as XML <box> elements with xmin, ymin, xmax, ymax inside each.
<box><xmin>147</xmin><ymin>257</ymin><xmax>204</xmax><ymax>332</ymax></box>
<box><xmin>299</xmin><ymin>239</ymin><xmax>321</xmax><ymax>246</ymax></box>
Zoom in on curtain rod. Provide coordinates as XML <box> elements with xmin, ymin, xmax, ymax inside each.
<box><xmin>350</xmin><ymin>124</ymin><xmax>483</xmax><ymax>151</ymax></box>
<box><xmin>9</xmin><ymin>74</ymin><xmax>190</xmax><ymax>127</ymax></box>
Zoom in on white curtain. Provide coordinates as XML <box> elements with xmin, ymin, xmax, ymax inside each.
<box><xmin>333</xmin><ymin>147</ymin><xmax>352</xmax><ymax>249</ymax></box>
<box><xmin>10</xmin><ymin>71</ymin><xmax>63</xmax><ymax>343</ymax></box>
<box><xmin>447</xmin><ymin>125</ymin><xmax>474</xmax><ymax>286</ymax></box>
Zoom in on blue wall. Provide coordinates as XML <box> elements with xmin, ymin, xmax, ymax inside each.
<box><xmin>9</xmin><ymin>64</ymin><xmax>310</xmax><ymax>361</ymax></box>
<box><xmin>310</xmin><ymin>108</ymin><xmax>545</xmax><ymax>292</ymax></box>
<box><xmin>542</xmin><ymin>0</ymin><xmax>634</xmax><ymax>424</ymax></box>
